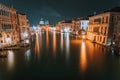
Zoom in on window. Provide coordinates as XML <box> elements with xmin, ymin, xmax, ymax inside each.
<box><xmin>113</xmin><ymin>35</ymin><xmax>116</xmax><ymax>40</ymax></box>
<box><xmin>93</xmin><ymin>27</ymin><xmax>99</xmax><ymax>33</ymax></box>
<box><xmin>2</xmin><ymin>24</ymin><xmax>5</xmax><ymax>29</ymax></box>
<box><xmin>118</xmin><ymin>16</ymin><xmax>120</xmax><ymax>21</ymax></box>
<box><xmin>1</xmin><ymin>40</ymin><xmax>3</xmax><ymax>43</ymax></box>
<box><xmin>100</xmin><ymin>36</ymin><xmax>102</xmax><ymax>42</ymax></box>
<box><xmin>0</xmin><ymin>9</ymin><xmax>2</xmax><ymax>15</ymax></box>
<box><xmin>82</xmin><ymin>22</ymin><xmax>84</xmax><ymax>25</ymax></box>
<box><xmin>101</xmin><ymin>27</ymin><xmax>103</xmax><ymax>33</ymax></box>
<box><xmin>103</xmin><ymin>37</ymin><xmax>106</xmax><ymax>43</ymax></box>
<box><xmin>111</xmin><ymin>16</ymin><xmax>114</xmax><ymax>22</ymax></box>
<box><xmin>94</xmin><ymin>18</ymin><xmax>101</xmax><ymax>24</ymax></box>
<box><xmin>104</xmin><ymin>27</ymin><xmax>107</xmax><ymax>35</ymax></box>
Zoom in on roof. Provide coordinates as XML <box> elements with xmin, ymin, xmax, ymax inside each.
<box><xmin>103</xmin><ymin>7</ymin><xmax>120</xmax><ymax>13</ymax></box>
<box><xmin>17</xmin><ymin>12</ymin><xmax>26</xmax><ymax>15</ymax></box>
<box><xmin>72</xmin><ymin>16</ymin><xmax>89</xmax><ymax>21</ymax></box>
<box><xmin>60</xmin><ymin>20</ymin><xmax>72</xmax><ymax>23</ymax></box>
<box><xmin>89</xmin><ymin>7</ymin><xmax>120</xmax><ymax>17</ymax></box>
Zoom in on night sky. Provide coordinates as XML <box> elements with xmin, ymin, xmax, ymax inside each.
<box><xmin>0</xmin><ymin>0</ymin><xmax>120</xmax><ymax>26</ymax></box>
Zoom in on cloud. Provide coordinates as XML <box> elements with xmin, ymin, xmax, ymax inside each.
<box><xmin>38</xmin><ymin>5</ymin><xmax>61</xmax><ymax>18</ymax></box>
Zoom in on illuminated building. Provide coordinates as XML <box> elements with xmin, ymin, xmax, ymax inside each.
<box><xmin>39</xmin><ymin>18</ymin><xmax>52</xmax><ymax>31</ymax></box>
<box><xmin>72</xmin><ymin>19</ymin><xmax>80</xmax><ymax>32</ymax></box>
<box><xmin>39</xmin><ymin>18</ymin><xmax>44</xmax><ymax>25</ymax></box>
<box><xmin>80</xmin><ymin>20</ymin><xmax>89</xmax><ymax>31</ymax></box>
<box><xmin>17</xmin><ymin>13</ymin><xmax>30</xmax><ymax>43</ymax></box>
<box><xmin>45</xmin><ymin>20</ymin><xmax>49</xmax><ymax>25</ymax></box>
<box><xmin>72</xmin><ymin>17</ymin><xmax>89</xmax><ymax>32</ymax></box>
<box><xmin>87</xmin><ymin>7</ymin><xmax>120</xmax><ymax>46</ymax></box>
<box><xmin>0</xmin><ymin>4</ymin><xmax>19</xmax><ymax>48</ymax></box>
<box><xmin>58</xmin><ymin>20</ymin><xmax>72</xmax><ymax>32</ymax></box>
<box><xmin>71</xmin><ymin>20</ymin><xmax>76</xmax><ymax>31</ymax></box>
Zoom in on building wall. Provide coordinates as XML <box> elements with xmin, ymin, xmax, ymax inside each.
<box><xmin>0</xmin><ymin>4</ymin><xmax>19</xmax><ymax>48</ymax></box>
<box><xmin>87</xmin><ymin>12</ymin><xmax>120</xmax><ymax>46</ymax></box>
<box><xmin>111</xmin><ymin>12</ymin><xmax>120</xmax><ymax>47</ymax></box>
<box><xmin>75</xmin><ymin>20</ymin><xmax>81</xmax><ymax>31</ymax></box>
<box><xmin>58</xmin><ymin>21</ymin><xmax>72</xmax><ymax>32</ymax></box>
<box><xmin>87</xmin><ymin>12</ymin><xmax>110</xmax><ymax>46</ymax></box>
<box><xmin>17</xmin><ymin>14</ymin><xmax>30</xmax><ymax>42</ymax></box>
<box><xmin>72</xmin><ymin>20</ymin><xmax>76</xmax><ymax>31</ymax></box>
<box><xmin>72</xmin><ymin>18</ymin><xmax>89</xmax><ymax>32</ymax></box>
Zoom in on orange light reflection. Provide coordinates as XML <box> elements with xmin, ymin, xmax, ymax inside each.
<box><xmin>53</xmin><ymin>32</ymin><xmax>56</xmax><ymax>57</ymax></box>
<box><xmin>65</xmin><ymin>33</ymin><xmax>70</xmax><ymax>62</ymax></box>
<box><xmin>80</xmin><ymin>40</ymin><xmax>87</xmax><ymax>72</ymax></box>
<box><xmin>46</xmin><ymin>30</ymin><xmax>49</xmax><ymax>52</ymax></box>
<box><xmin>8</xmin><ymin>50</ymin><xmax>14</xmax><ymax>70</ymax></box>
<box><xmin>34</xmin><ymin>33</ymin><xmax>40</xmax><ymax>60</ymax></box>
<box><xmin>61</xmin><ymin>33</ymin><xmax>64</xmax><ymax>52</ymax></box>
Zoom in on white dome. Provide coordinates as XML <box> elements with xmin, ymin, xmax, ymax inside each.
<box><xmin>39</xmin><ymin>18</ymin><xmax>44</xmax><ymax>24</ymax></box>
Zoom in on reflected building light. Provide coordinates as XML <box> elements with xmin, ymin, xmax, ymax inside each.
<box><xmin>61</xmin><ymin>33</ymin><xmax>64</xmax><ymax>52</ymax></box>
<box><xmin>25</xmin><ymin>49</ymin><xmax>31</xmax><ymax>61</ymax></box>
<box><xmin>40</xmin><ymin>31</ymin><xmax>42</xmax><ymax>50</ymax></box>
<box><xmin>8</xmin><ymin>50</ymin><xmax>14</xmax><ymax>70</ymax></box>
<box><xmin>82</xmin><ymin>35</ymin><xmax>86</xmax><ymax>39</ymax></box>
<box><xmin>53</xmin><ymin>32</ymin><xmax>56</xmax><ymax>57</ymax></box>
<box><xmin>65</xmin><ymin>33</ymin><xmax>70</xmax><ymax>62</ymax></box>
<box><xmin>46</xmin><ymin>30</ymin><xmax>49</xmax><ymax>52</ymax></box>
<box><xmin>80</xmin><ymin>40</ymin><xmax>87</xmax><ymax>72</ymax></box>
<box><xmin>34</xmin><ymin>33</ymin><xmax>40</xmax><ymax>60</ymax></box>
<box><xmin>0</xmin><ymin>51</ymin><xmax>7</xmax><ymax>62</ymax></box>
<box><xmin>111</xmin><ymin>48</ymin><xmax>115</xmax><ymax>55</ymax></box>
<box><xmin>87</xmin><ymin>41</ymin><xmax>94</xmax><ymax>61</ymax></box>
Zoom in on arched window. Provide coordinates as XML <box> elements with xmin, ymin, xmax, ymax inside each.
<box><xmin>1</xmin><ymin>40</ymin><xmax>3</xmax><ymax>43</ymax></box>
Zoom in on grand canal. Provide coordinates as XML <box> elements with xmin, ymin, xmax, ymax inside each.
<box><xmin>0</xmin><ymin>31</ymin><xmax>120</xmax><ymax>80</ymax></box>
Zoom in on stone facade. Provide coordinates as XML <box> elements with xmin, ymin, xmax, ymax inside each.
<box><xmin>72</xmin><ymin>17</ymin><xmax>89</xmax><ymax>32</ymax></box>
<box><xmin>17</xmin><ymin>13</ymin><xmax>30</xmax><ymax>43</ymax></box>
<box><xmin>0</xmin><ymin>4</ymin><xmax>19</xmax><ymax>48</ymax></box>
<box><xmin>87</xmin><ymin>7</ymin><xmax>120</xmax><ymax>46</ymax></box>
<box><xmin>58</xmin><ymin>20</ymin><xmax>72</xmax><ymax>32</ymax></box>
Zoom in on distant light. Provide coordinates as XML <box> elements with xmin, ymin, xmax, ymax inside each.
<box><xmin>25</xmin><ymin>40</ymin><xmax>29</xmax><ymax>43</ymax></box>
<box><xmin>82</xmin><ymin>35</ymin><xmax>86</xmax><ymax>39</ymax></box>
<box><xmin>106</xmin><ymin>42</ymin><xmax>111</xmax><ymax>46</ymax></box>
<box><xmin>113</xmin><ymin>42</ymin><xmax>115</xmax><ymax>45</ymax></box>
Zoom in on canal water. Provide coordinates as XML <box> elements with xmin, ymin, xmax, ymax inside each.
<box><xmin>0</xmin><ymin>31</ymin><xmax>120</xmax><ymax>80</ymax></box>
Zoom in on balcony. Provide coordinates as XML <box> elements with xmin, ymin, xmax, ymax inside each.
<box><xmin>2</xmin><ymin>29</ymin><xmax>14</xmax><ymax>32</ymax></box>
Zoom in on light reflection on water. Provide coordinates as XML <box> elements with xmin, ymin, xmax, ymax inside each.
<box><xmin>60</xmin><ymin>33</ymin><xmax>64</xmax><ymax>52</ymax></box>
<box><xmin>65</xmin><ymin>33</ymin><xmax>70</xmax><ymax>62</ymax></box>
<box><xmin>53</xmin><ymin>31</ymin><xmax>56</xmax><ymax>57</ymax></box>
<box><xmin>25</xmin><ymin>49</ymin><xmax>31</xmax><ymax>62</ymax></box>
<box><xmin>46</xmin><ymin>30</ymin><xmax>49</xmax><ymax>52</ymax></box>
<box><xmin>34</xmin><ymin>33</ymin><xmax>40</xmax><ymax>60</ymax></box>
<box><xmin>80</xmin><ymin>40</ymin><xmax>87</xmax><ymax>72</ymax></box>
<box><xmin>7</xmin><ymin>50</ymin><xmax>14</xmax><ymax>70</ymax></box>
